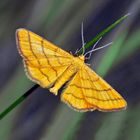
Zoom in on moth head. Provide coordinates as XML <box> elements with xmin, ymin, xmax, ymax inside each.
<box><xmin>79</xmin><ymin>55</ymin><xmax>85</xmax><ymax>61</ymax></box>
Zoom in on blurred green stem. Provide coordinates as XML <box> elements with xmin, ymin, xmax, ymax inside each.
<box><xmin>0</xmin><ymin>14</ymin><xmax>129</xmax><ymax>120</ymax></box>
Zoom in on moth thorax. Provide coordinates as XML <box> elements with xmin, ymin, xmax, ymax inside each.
<box><xmin>73</xmin><ymin>55</ymin><xmax>85</xmax><ymax>68</ymax></box>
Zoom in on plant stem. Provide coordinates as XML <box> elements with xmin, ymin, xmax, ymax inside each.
<box><xmin>0</xmin><ymin>84</ymin><xmax>39</xmax><ymax>120</ymax></box>
<box><xmin>0</xmin><ymin>14</ymin><xmax>130</xmax><ymax>120</ymax></box>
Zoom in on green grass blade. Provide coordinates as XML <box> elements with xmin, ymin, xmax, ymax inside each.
<box><xmin>77</xmin><ymin>14</ymin><xmax>130</xmax><ymax>55</ymax></box>
<box><xmin>0</xmin><ymin>85</ymin><xmax>39</xmax><ymax>120</ymax></box>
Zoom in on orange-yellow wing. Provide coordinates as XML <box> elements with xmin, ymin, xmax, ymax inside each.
<box><xmin>61</xmin><ymin>65</ymin><xmax>127</xmax><ymax>112</ymax></box>
<box><xmin>16</xmin><ymin>28</ymin><xmax>73</xmax><ymax>88</ymax></box>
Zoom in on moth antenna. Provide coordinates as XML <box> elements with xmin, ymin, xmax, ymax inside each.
<box><xmin>81</xmin><ymin>22</ymin><xmax>86</xmax><ymax>55</ymax></box>
<box><xmin>74</xmin><ymin>22</ymin><xmax>85</xmax><ymax>55</ymax></box>
<box><xmin>85</xmin><ymin>42</ymin><xmax>113</xmax><ymax>59</ymax></box>
<box><xmin>85</xmin><ymin>37</ymin><xmax>102</xmax><ymax>60</ymax></box>
<box><xmin>75</xmin><ymin>22</ymin><xmax>87</xmax><ymax>55</ymax></box>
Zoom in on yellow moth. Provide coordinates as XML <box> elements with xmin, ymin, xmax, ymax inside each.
<box><xmin>16</xmin><ymin>29</ymin><xmax>127</xmax><ymax>112</ymax></box>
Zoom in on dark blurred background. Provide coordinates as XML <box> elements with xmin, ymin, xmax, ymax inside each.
<box><xmin>0</xmin><ymin>0</ymin><xmax>140</xmax><ymax>140</ymax></box>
